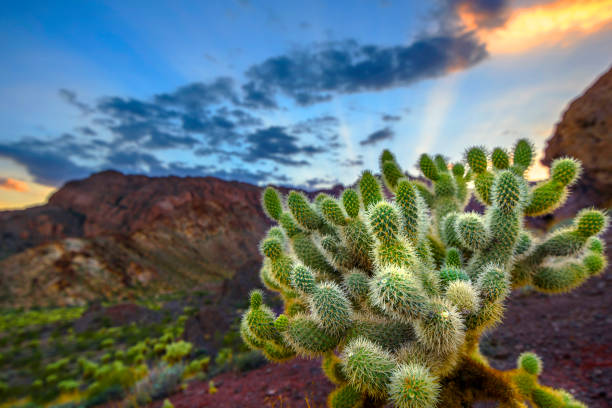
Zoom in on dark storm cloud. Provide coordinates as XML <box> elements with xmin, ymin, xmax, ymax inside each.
<box><xmin>243</xmin><ymin>33</ymin><xmax>487</xmax><ymax>106</ymax></box>
<box><xmin>360</xmin><ymin>127</ymin><xmax>394</xmax><ymax>146</ymax></box>
<box><xmin>242</xmin><ymin>126</ymin><xmax>326</xmax><ymax>166</ymax></box>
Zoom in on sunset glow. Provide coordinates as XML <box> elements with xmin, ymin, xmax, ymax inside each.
<box><xmin>461</xmin><ymin>0</ymin><xmax>612</xmax><ymax>54</ymax></box>
<box><xmin>0</xmin><ymin>177</ymin><xmax>29</xmax><ymax>192</ymax></box>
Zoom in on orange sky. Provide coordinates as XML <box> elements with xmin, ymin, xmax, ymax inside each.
<box><xmin>0</xmin><ymin>177</ymin><xmax>29</xmax><ymax>192</ymax></box>
<box><xmin>460</xmin><ymin>0</ymin><xmax>612</xmax><ymax>54</ymax></box>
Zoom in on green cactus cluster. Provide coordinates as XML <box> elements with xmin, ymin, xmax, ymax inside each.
<box><xmin>242</xmin><ymin>139</ymin><xmax>608</xmax><ymax>407</ymax></box>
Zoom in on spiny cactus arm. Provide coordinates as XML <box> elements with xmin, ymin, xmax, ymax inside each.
<box><xmin>413</xmin><ymin>298</ymin><xmax>464</xmax><ymax>355</ymax></box>
<box><xmin>512</xmin><ymin>139</ymin><xmax>535</xmax><ymax>172</ymax></box>
<box><xmin>381</xmin><ymin>151</ymin><xmax>405</xmax><ymax>192</ymax></box>
<box><xmin>511</xmin><ymin>209</ymin><xmax>608</xmax><ymax>287</ymax></box>
<box><xmin>388</xmin><ymin>362</ymin><xmax>440</xmax><ymax>408</ymax></box>
<box><xmin>328</xmin><ymin>383</ymin><xmax>365</xmax><ymax>408</ymax></box>
<box><xmin>439</xmin><ymin>213</ymin><xmax>459</xmax><ymax>248</ymax></box>
<box><xmin>349</xmin><ymin>313</ymin><xmax>416</xmax><ymax>352</ymax></box>
<box><xmin>467</xmin><ymin>171</ymin><xmax>525</xmax><ymax>278</ymax></box>
<box><xmin>530</xmin><ymin>254</ymin><xmax>603</xmax><ymax>294</ymax></box>
<box><xmin>465</xmin><ymin>146</ymin><xmax>494</xmax><ymax>206</ymax></box>
<box><xmin>342</xmin><ymin>337</ymin><xmax>395</xmax><ymax>399</ymax></box>
<box><xmin>509</xmin><ymin>352</ymin><xmax>587</xmax><ymax>408</ymax></box>
<box><xmin>262</xmin><ymin>186</ymin><xmax>283</xmax><ymax>220</ymax></box>
<box><xmin>322</xmin><ymin>236</ymin><xmax>354</xmax><ymax>270</ymax></box>
<box><xmin>344</xmin><ymin>218</ymin><xmax>376</xmax><ymax>272</ymax></box>
<box><xmin>426</xmin><ymin>234</ymin><xmax>446</xmax><ymax>268</ymax></box>
<box><xmin>343</xmin><ymin>189</ymin><xmax>361</xmax><ymax>218</ymax></box>
<box><xmin>291</xmin><ymin>233</ymin><xmax>338</xmax><ymax>278</ymax></box>
<box><xmin>524</xmin><ymin>158</ymin><xmax>581</xmax><ymax>216</ymax></box>
<box><xmin>395</xmin><ymin>180</ymin><xmax>426</xmax><ymax>245</ymax></box>
<box><xmin>287</xmin><ymin>191</ymin><xmax>324</xmax><ymax>231</ymax></box>
<box><xmin>322</xmin><ymin>352</ymin><xmax>348</xmax><ymax>385</ymax></box>
<box><xmin>359</xmin><ymin>171</ymin><xmax>383</xmax><ymax>210</ymax></box>
<box><xmin>368</xmin><ymin>265</ymin><xmax>430</xmax><ymax>321</ymax></box>
<box><xmin>322</xmin><ymin>197</ymin><xmax>349</xmax><ymax>226</ymax></box>
<box><xmin>310</xmin><ymin>281</ymin><xmax>353</xmax><ymax>335</ymax></box>
<box><xmin>455</xmin><ymin>212</ymin><xmax>489</xmax><ymax>251</ymax></box>
<box><xmin>282</xmin><ymin>313</ymin><xmax>342</xmax><ymax>356</ymax></box>
<box><xmin>368</xmin><ymin>202</ymin><xmax>417</xmax><ymax>269</ymax></box>
<box><xmin>491</xmin><ymin>147</ymin><xmax>510</xmax><ymax>170</ymax></box>
<box><xmin>343</xmin><ymin>269</ymin><xmax>369</xmax><ymax>302</ymax></box>
<box><xmin>445</xmin><ymin>280</ymin><xmax>480</xmax><ymax>314</ymax></box>
<box><xmin>245</xmin><ymin>291</ymin><xmax>284</xmax><ymax>345</ymax></box>
<box><xmin>260</xmin><ymin>260</ymin><xmax>283</xmax><ymax>292</ymax></box>
<box><xmin>452</xmin><ymin>163</ymin><xmax>470</xmax><ymax>205</ymax></box>
<box><xmin>279</xmin><ymin>212</ymin><xmax>304</xmax><ymax>238</ymax></box>
<box><xmin>419</xmin><ymin>154</ymin><xmax>440</xmax><ymax>181</ymax></box>
<box><xmin>412</xmin><ymin>181</ymin><xmax>434</xmax><ymax>210</ymax></box>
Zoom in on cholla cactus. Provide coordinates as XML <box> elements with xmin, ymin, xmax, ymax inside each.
<box><xmin>241</xmin><ymin>139</ymin><xmax>607</xmax><ymax>408</ymax></box>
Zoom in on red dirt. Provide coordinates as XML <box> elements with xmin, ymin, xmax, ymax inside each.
<box><xmin>145</xmin><ymin>271</ymin><xmax>612</xmax><ymax>408</ymax></box>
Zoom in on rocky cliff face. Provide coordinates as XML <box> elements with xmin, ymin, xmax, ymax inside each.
<box><xmin>543</xmin><ymin>66</ymin><xmax>612</xmax><ymax>216</ymax></box>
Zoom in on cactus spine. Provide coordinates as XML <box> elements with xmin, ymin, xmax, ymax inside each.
<box><xmin>241</xmin><ymin>138</ymin><xmax>607</xmax><ymax>407</ymax></box>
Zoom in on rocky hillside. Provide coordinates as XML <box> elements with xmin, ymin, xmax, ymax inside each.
<box><xmin>0</xmin><ymin>172</ymin><xmax>264</xmax><ymax>307</ymax></box>
<box><xmin>543</xmin><ymin>65</ymin><xmax>612</xmax><ymax>216</ymax></box>
<box><xmin>0</xmin><ymin>171</ymin><xmax>343</xmax><ymax>308</ymax></box>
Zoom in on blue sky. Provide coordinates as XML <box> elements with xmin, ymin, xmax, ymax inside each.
<box><xmin>1</xmin><ymin>0</ymin><xmax>611</xmax><ymax>208</ymax></box>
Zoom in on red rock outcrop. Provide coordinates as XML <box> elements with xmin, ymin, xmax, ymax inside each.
<box><xmin>543</xmin><ymin>65</ymin><xmax>612</xmax><ymax>215</ymax></box>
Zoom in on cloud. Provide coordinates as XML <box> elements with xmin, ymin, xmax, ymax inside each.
<box><xmin>297</xmin><ymin>176</ymin><xmax>342</xmax><ymax>190</ymax></box>
<box><xmin>154</xmin><ymin>77</ymin><xmax>239</xmax><ymax>110</ymax></box>
<box><xmin>455</xmin><ymin>0</ymin><xmax>612</xmax><ymax>54</ymax></box>
<box><xmin>242</xmin><ymin>126</ymin><xmax>326</xmax><ymax>166</ymax></box>
<box><xmin>382</xmin><ymin>114</ymin><xmax>401</xmax><ymax>122</ymax></box>
<box><xmin>0</xmin><ymin>139</ymin><xmax>92</xmax><ymax>186</ymax></box>
<box><xmin>0</xmin><ymin>177</ymin><xmax>29</xmax><ymax>192</ymax></box>
<box><xmin>360</xmin><ymin>127</ymin><xmax>394</xmax><ymax>146</ymax></box>
<box><xmin>243</xmin><ymin>34</ymin><xmax>487</xmax><ymax>106</ymax></box>
<box><xmin>59</xmin><ymin>89</ymin><xmax>93</xmax><ymax>114</ymax></box>
<box><xmin>340</xmin><ymin>157</ymin><xmax>365</xmax><ymax>167</ymax></box>
<box><xmin>445</xmin><ymin>0</ymin><xmax>510</xmax><ymax>30</ymax></box>
<box><xmin>76</xmin><ymin>126</ymin><xmax>97</xmax><ymax>136</ymax></box>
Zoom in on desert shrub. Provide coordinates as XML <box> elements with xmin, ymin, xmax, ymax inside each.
<box><xmin>131</xmin><ymin>363</ymin><xmax>185</xmax><ymax>402</ymax></box>
<box><xmin>162</xmin><ymin>341</ymin><xmax>192</xmax><ymax>365</ymax></box>
<box><xmin>183</xmin><ymin>356</ymin><xmax>210</xmax><ymax>377</ymax></box>
<box><xmin>58</xmin><ymin>379</ymin><xmax>80</xmax><ymax>393</ymax></box>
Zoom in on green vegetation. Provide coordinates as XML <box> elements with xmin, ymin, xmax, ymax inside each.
<box><xmin>242</xmin><ymin>139</ymin><xmax>607</xmax><ymax>407</ymax></box>
<box><xmin>0</xmin><ymin>295</ymin><xmax>258</xmax><ymax>407</ymax></box>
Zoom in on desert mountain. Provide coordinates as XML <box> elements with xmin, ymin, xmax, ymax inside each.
<box><xmin>0</xmin><ymin>171</ymin><xmax>345</xmax><ymax>307</ymax></box>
